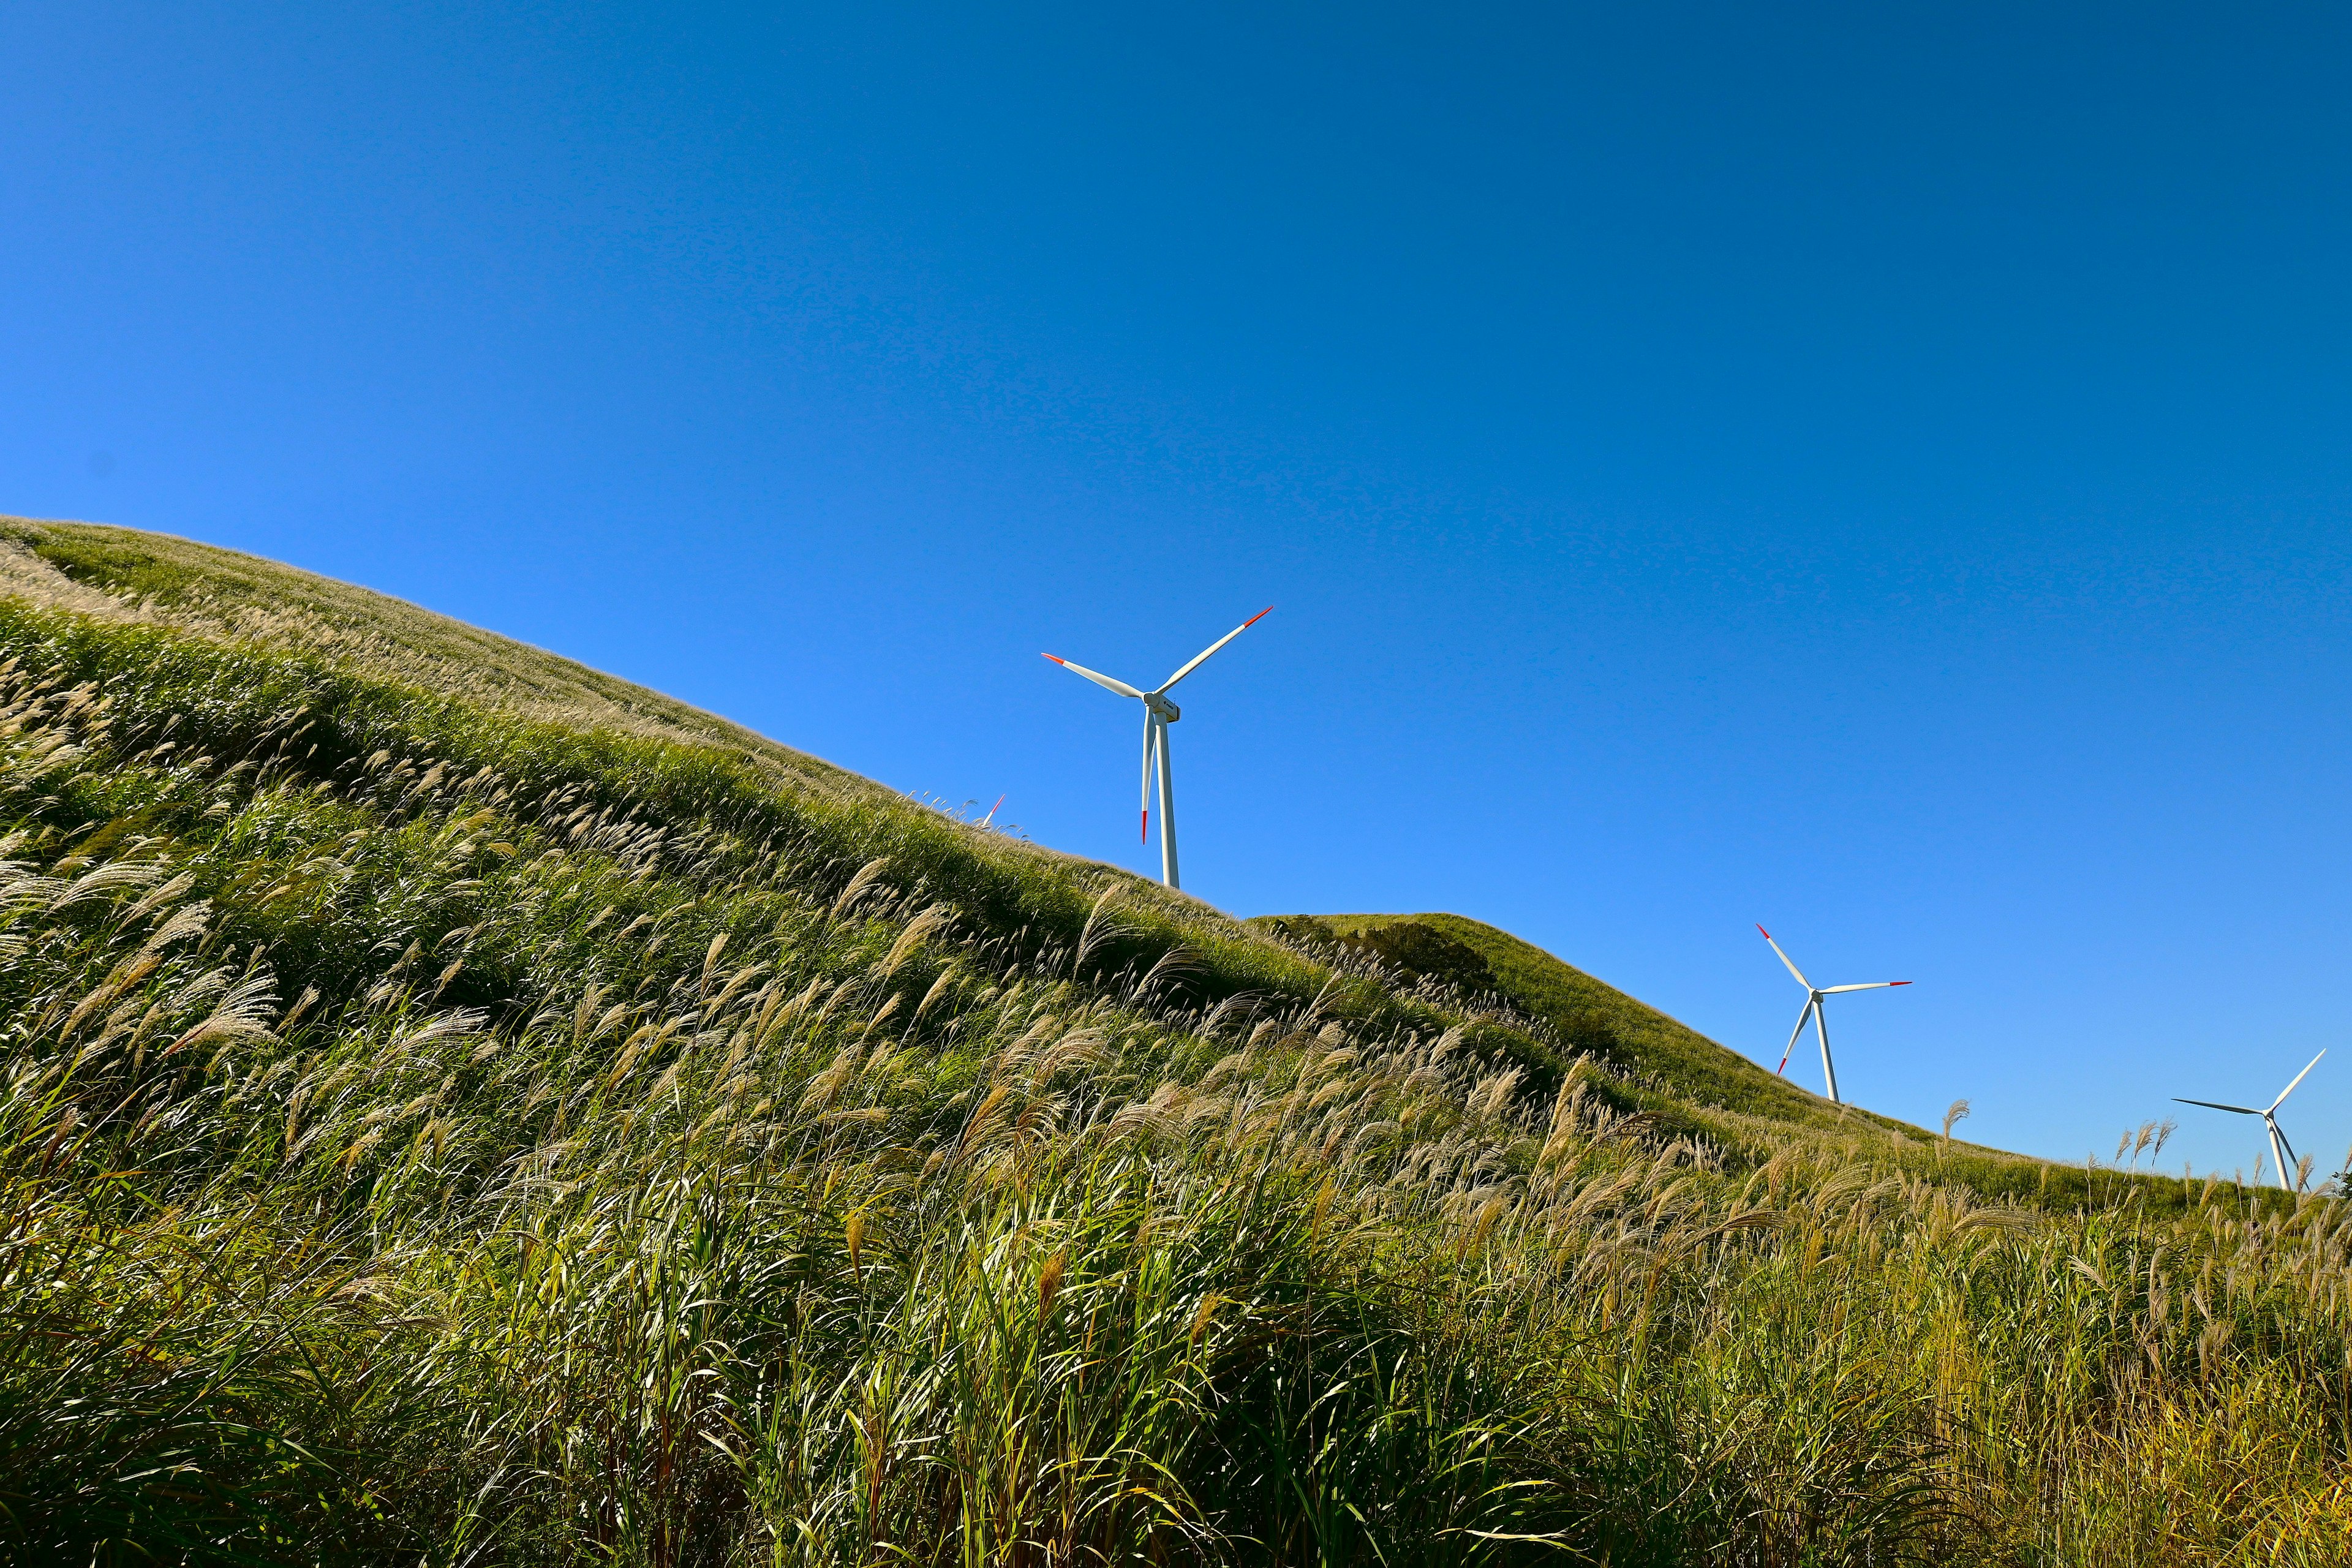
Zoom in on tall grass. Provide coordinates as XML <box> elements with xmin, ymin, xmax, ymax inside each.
<box><xmin>0</xmin><ymin>582</ymin><xmax>2347</xmax><ymax>1564</ymax></box>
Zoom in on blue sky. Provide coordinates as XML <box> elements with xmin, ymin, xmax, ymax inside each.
<box><xmin>6</xmin><ymin>2</ymin><xmax>2352</xmax><ymax>1177</ymax></box>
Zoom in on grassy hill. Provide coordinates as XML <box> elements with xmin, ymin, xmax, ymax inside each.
<box><xmin>1259</xmin><ymin>911</ymin><xmax>1831</xmax><ymax>1119</ymax></box>
<box><xmin>4</xmin><ymin>516</ymin><xmax>2348</xmax><ymax>1565</ymax></box>
<box><xmin>1252</xmin><ymin>913</ymin><xmax>2108</xmax><ymax>1209</ymax></box>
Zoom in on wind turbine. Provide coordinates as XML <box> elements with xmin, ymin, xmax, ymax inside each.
<box><xmin>2174</xmin><ymin>1049</ymin><xmax>2326</xmax><ymax>1191</ymax></box>
<box><xmin>1757</xmin><ymin>925</ymin><xmax>1911</xmax><ymax>1105</ymax></box>
<box><xmin>1042</xmin><ymin>608</ymin><xmax>1272</xmax><ymax>890</ymax></box>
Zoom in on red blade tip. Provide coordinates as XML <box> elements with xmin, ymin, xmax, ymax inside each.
<box><xmin>1890</xmin><ymin>981</ymin><xmax>1912</xmax><ymax>986</ymax></box>
<box><xmin>1041</xmin><ymin>654</ymin><xmax>1065</xmax><ymax>665</ymax></box>
<box><xmin>1756</xmin><ymin>924</ymin><xmax>1771</xmax><ymax>939</ymax></box>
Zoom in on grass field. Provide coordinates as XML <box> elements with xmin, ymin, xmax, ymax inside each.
<box><xmin>4</xmin><ymin>516</ymin><xmax>2350</xmax><ymax>1564</ymax></box>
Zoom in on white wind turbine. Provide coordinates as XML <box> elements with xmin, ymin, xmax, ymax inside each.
<box><xmin>1758</xmin><ymin>925</ymin><xmax>1911</xmax><ymax>1105</ymax></box>
<box><xmin>2174</xmin><ymin>1049</ymin><xmax>2326</xmax><ymax>1191</ymax></box>
<box><xmin>1042</xmin><ymin>608</ymin><xmax>1271</xmax><ymax>891</ymax></box>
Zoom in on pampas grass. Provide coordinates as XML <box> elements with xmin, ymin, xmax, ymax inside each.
<box><xmin>0</xmin><ymin>526</ymin><xmax>2347</xmax><ymax>1564</ymax></box>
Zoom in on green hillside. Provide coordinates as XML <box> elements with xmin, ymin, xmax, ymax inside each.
<box><xmin>1257</xmin><ymin>912</ymin><xmax>1825</xmax><ymax>1118</ymax></box>
<box><xmin>4</xmin><ymin>516</ymin><xmax>2349</xmax><ymax>1565</ymax></box>
<box><xmin>1252</xmin><ymin>913</ymin><xmax>2070</xmax><ymax>1202</ymax></box>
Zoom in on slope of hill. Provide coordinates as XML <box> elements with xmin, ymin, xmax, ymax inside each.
<box><xmin>1259</xmin><ymin>912</ymin><xmax>1822</xmax><ymax>1117</ymax></box>
<box><xmin>4</xmin><ymin>516</ymin><xmax>2348</xmax><ymax>1566</ymax></box>
<box><xmin>1254</xmin><ymin>913</ymin><xmax>2073</xmax><ymax>1204</ymax></box>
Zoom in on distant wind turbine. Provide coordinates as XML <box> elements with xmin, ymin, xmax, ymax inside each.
<box><xmin>2174</xmin><ymin>1049</ymin><xmax>2326</xmax><ymax>1191</ymax></box>
<box><xmin>1757</xmin><ymin>925</ymin><xmax>1911</xmax><ymax>1105</ymax></box>
<box><xmin>1042</xmin><ymin>608</ymin><xmax>1272</xmax><ymax>890</ymax></box>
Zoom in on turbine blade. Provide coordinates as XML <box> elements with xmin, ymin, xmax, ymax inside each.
<box><xmin>2272</xmin><ymin>1115</ymin><xmax>2300</xmax><ymax>1178</ymax></box>
<box><xmin>1775</xmin><ymin>996</ymin><xmax>1815</xmax><ymax>1076</ymax></box>
<box><xmin>1155</xmin><ymin>607</ymin><xmax>1272</xmax><ymax>693</ymax></box>
<box><xmin>1140</xmin><ymin>713</ymin><xmax>1158</xmax><ymax>842</ymax></box>
<box><xmin>2269</xmin><ymin>1049</ymin><xmax>2326</xmax><ymax>1112</ymax></box>
<box><xmin>1757</xmin><ymin>925</ymin><xmax>1812</xmax><ymax>991</ymax></box>
<box><xmin>1042</xmin><ymin>654</ymin><xmax>1144</xmax><ymax>699</ymax></box>
<box><xmin>2173</xmin><ymin>1098</ymin><xmax>2262</xmax><ymax>1115</ymax></box>
<box><xmin>1820</xmin><ymin>981</ymin><xmax>1912</xmax><ymax>993</ymax></box>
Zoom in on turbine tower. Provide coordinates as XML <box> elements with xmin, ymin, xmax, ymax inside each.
<box><xmin>2174</xmin><ymin>1049</ymin><xmax>2326</xmax><ymax>1191</ymax></box>
<box><xmin>1757</xmin><ymin>925</ymin><xmax>1911</xmax><ymax>1105</ymax></box>
<box><xmin>1042</xmin><ymin>608</ymin><xmax>1271</xmax><ymax>891</ymax></box>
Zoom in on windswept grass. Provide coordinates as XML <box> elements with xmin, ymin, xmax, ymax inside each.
<box><xmin>1260</xmin><ymin>913</ymin><xmax>2233</xmax><ymax>1218</ymax></box>
<box><xmin>0</xmin><ymin>521</ymin><xmax>2348</xmax><ymax>1564</ymax></box>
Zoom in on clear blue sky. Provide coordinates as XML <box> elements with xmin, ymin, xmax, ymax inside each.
<box><xmin>7</xmin><ymin>2</ymin><xmax>2351</xmax><ymax>1177</ymax></box>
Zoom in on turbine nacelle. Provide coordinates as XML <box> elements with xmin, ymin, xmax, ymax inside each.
<box><xmin>1144</xmin><ymin>694</ymin><xmax>1181</xmax><ymax>723</ymax></box>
